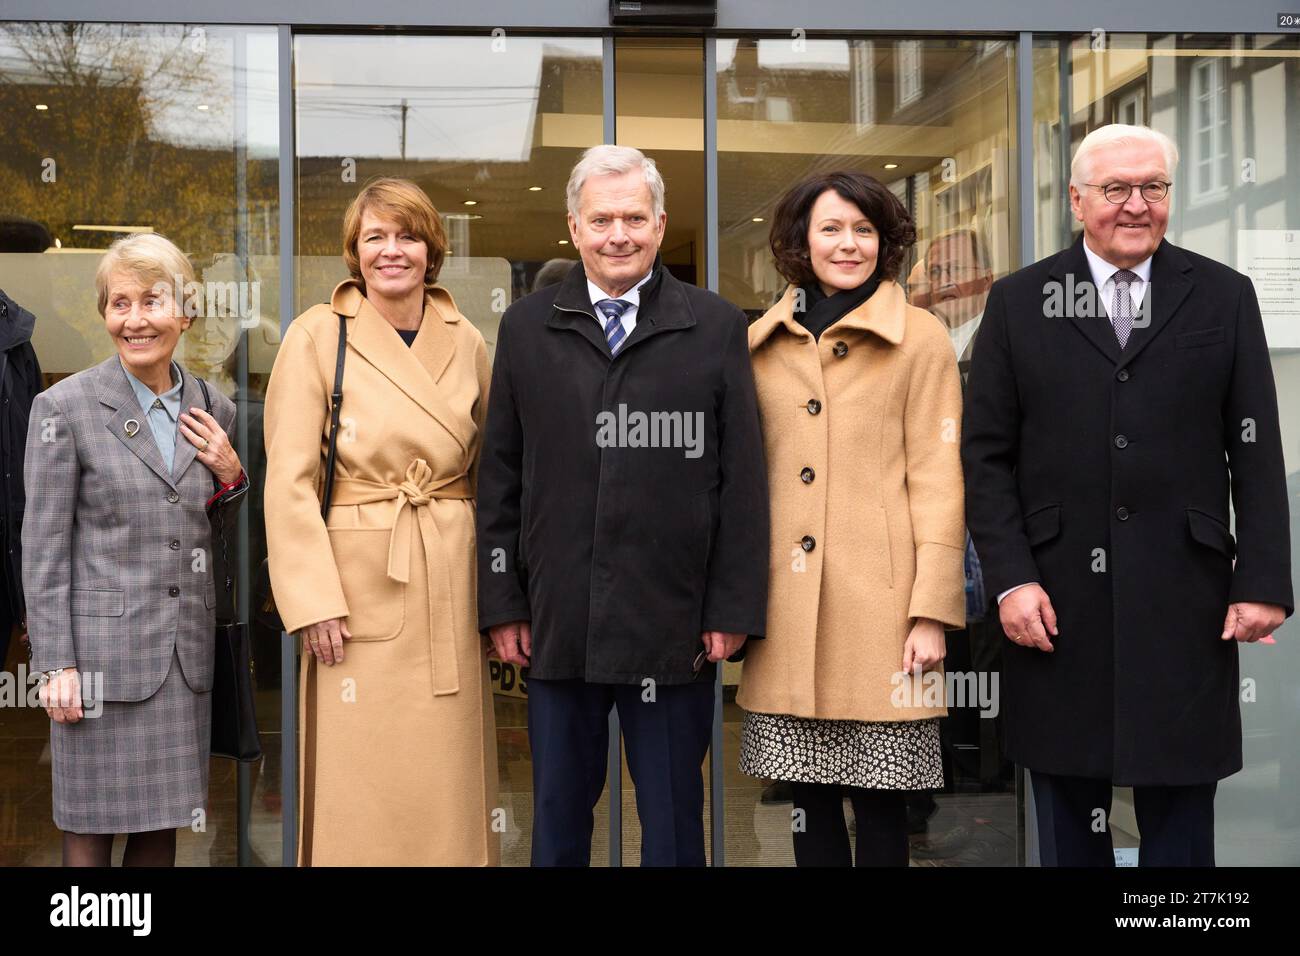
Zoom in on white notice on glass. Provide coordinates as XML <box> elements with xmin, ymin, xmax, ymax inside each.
<box><xmin>1237</xmin><ymin>229</ymin><xmax>1300</xmax><ymax>348</ymax></box>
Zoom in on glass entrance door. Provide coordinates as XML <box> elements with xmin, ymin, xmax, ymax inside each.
<box><xmin>712</xmin><ymin>34</ymin><xmax>1019</xmax><ymax>867</ymax></box>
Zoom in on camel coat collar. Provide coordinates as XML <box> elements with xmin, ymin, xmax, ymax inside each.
<box><xmin>330</xmin><ymin>279</ymin><xmax>473</xmax><ymax>454</ymax></box>
<box><xmin>749</xmin><ymin>279</ymin><xmax>908</xmax><ymax>351</ymax></box>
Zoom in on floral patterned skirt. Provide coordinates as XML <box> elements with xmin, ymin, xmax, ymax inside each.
<box><xmin>739</xmin><ymin>711</ymin><xmax>943</xmax><ymax>790</ymax></box>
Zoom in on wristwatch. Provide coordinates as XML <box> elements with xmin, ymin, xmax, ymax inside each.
<box><xmin>36</xmin><ymin>668</ymin><xmax>66</xmax><ymax>689</ymax></box>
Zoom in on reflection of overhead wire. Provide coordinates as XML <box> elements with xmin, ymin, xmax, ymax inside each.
<box><xmin>297</xmin><ymin>98</ymin><xmax>537</xmax><ymax>109</ymax></box>
<box><xmin>409</xmin><ymin>111</ymin><xmax>456</xmax><ymax>151</ymax></box>
<box><xmin>296</xmin><ymin>91</ymin><xmax>538</xmax><ymax>105</ymax></box>
<box><xmin>296</xmin><ymin>81</ymin><xmax>541</xmax><ymax>92</ymax></box>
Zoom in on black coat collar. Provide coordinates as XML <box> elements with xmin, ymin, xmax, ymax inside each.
<box><xmin>547</xmin><ymin>255</ymin><xmax>696</xmax><ymax>357</ymax></box>
<box><xmin>1048</xmin><ymin>235</ymin><xmax>1193</xmax><ymax>367</ymax></box>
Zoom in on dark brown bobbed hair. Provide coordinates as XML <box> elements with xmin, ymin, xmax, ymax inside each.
<box><xmin>769</xmin><ymin>170</ymin><xmax>917</xmax><ymax>286</ymax></box>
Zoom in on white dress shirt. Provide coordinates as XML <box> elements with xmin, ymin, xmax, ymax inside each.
<box><xmin>587</xmin><ymin>268</ymin><xmax>655</xmax><ymax>341</ymax></box>
<box><xmin>949</xmin><ymin>313</ymin><xmax>981</xmax><ymax>363</ymax></box>
<box><xmin>997</xmin><ymin>240</ymin><xmax>1155</xmax><ymax>606</ymax></box>
<box><xmin>1082</xmin><ymin>238</ymin><xmax>1153</xmax><ymax>320</ymax></box>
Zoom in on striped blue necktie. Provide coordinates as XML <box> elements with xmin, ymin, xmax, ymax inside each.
<box><xmin>595</xmin><ymin>298</ymin><xmax>632</xmax><ymax>354</ymax></box>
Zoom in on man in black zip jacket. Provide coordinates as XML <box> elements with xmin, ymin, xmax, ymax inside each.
<box><xmin>0</xmin><ymin>289</ymin><xmax>42</xmax><ymax>669</ymax></box>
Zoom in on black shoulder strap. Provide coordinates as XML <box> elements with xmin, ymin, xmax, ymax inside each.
<box><xmin>319</xmin><ymin>313</ymin><xmax>347</xmax><ymax>517</ymax></box>
<box><xmin>195</xmin><ymin>373</ymin><xmax>234</xmax><ymax>599</ymax></box>
<box><xmin>195</xmin><ymin>373</ymin><xmax>218</xmax><ymax>494</ymax></box>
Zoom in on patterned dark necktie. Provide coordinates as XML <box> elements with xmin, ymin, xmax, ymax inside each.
<box><xmin>595</xmin><ymin>298</ymin><xmax>632</xmax><ymax>354</ymax></box>
<box><xmin>1110</xmin><ymin>269</ymin><xmax>1139</xmax><ymax>349</ymax></box>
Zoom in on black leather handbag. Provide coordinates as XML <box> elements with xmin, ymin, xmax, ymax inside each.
<box><xmin>198</xmin><ymin>376</ymin><xmax>263</xmax><ymax>763</ymax></box>
<box><xmin>252</xmin><ymin>313</ymin><xmax>348</xmax><ymax>633</ymax></box>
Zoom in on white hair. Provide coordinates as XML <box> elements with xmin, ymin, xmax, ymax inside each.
<box><xmin>1070</xmin><ymin>123</ymin><xmax>1180</xmax><ymax>188</ymax></box>
<box><xmin>566</xmin><ymin>144</ymin><xmax>665</xmax><ymax>219</ymax></box>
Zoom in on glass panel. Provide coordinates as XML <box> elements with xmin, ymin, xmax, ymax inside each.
<box><xmin>0</xmin><ymin>21</ymin><xmax>281</xmax><ymax>865</ymax></box>
<box><xmin>293</xmin><ymin>33</ymin><xmax>604</xmax><ymax>866</ymax></box>
<box><xmin>1034</xmin><ymin>33</ymin><xmax>1300</xmax><ymax>865</ymax></box>
<box><xmin>612</xmin><ymin>35</ymin><xmax>709</xmax><ymax>863</ymax></box>
<box><xmin>717</xmin><ymin>35</ymin><xmax>1018</xmax><ymax>866</ymax></box>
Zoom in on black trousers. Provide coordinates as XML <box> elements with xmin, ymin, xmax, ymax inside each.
<box><xmin>527</xmin><ymin>676</ymin><xmax>715</xmax><ymax>867</ymax></box>
<box><xmin>1030</xmin><ymin>770</ymin><xmax>1217</xmax><ymax>867</ymax></box>
<box><xmin>790</xmin><ymin>782</ymin><xmax>909</xmax><ymax>867</ymax></box>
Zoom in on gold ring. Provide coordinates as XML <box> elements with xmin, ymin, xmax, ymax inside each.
<box><xmin>201</xmin><ymin>438</ymin><xmax>209</xmax><ymax>451</ymax></box>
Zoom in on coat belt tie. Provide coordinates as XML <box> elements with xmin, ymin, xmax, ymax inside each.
<box><xmin>330</xmin><ymin>460</ymin><xmax>472</xmax><ymax>696</ymax></box>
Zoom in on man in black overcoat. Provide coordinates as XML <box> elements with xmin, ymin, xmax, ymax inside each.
<box><xmin>962</xmin><ymin>124</ymin><xmax>1292</xmax><ymax>867</ymax></box>
<box><xmin>476</xmin><ymin>145</ymin><xmax>769</xmax><ymax>866</ymax></box>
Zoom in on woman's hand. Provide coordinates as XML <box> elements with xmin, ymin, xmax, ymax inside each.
<box><xmin>901</xmin><ymin>618</ymin><xmax>946</xmax><ymax>675</ymax></box>
<box><xmin>180</xmin><ymin>407</ymin><xmax>242</xmax><ymax>486</ymax></box>
<box><xmin>300</xmin><ymin>617</ymin><xmax>352</xmax><ymax>666</ymax></box>
<box><xmin>40</xmin><ymin>668</ymin><xmax>84</xmax><ymax>724</ymax></box>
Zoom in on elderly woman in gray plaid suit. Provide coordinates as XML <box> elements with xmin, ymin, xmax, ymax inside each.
<box><xmin>22</xmin><ymin>233</ymin><xmax>248</xmax><ymax>867</ymax></box>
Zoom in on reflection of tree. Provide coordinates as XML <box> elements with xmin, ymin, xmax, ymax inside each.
<box><xmin>0</xmin><ymin>23</ymin><xmax>276</xmax><ymax>254</ymax></box>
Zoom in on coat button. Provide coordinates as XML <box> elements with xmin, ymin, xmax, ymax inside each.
<box><xmin>1116</xmin><ymin>369</ymin><xmax>1130</xmax><ymax>382</ymax></box>
<box><xmin>800</xmin><ymin>467</ymin><xmax>815</xmax><ymax>484</ymax></box>
<box><xmin>832</xmin><ymin>341</ymin><xmax>848</xmax><ymax>357</ymax></box>
<box><xmin>1114</xmin><ymin>435</ymin><xmax>1128</xmax><ymax>449</ymax></box>
<box><xmin>806</xmin><ymin>399</ymin><xmax>821</xmax><ymax>415</ymax></box>
<box><xmin>169</xmin><ymin>540</ymin><xmax>180</xmax><ymax>550</ymax></box>
<box><xmin>168</xmin><ymin>586</ymin><xmax>180</xmax><ymax>597</ymax></box>
<box><xmin>1116</xmin><ymin>507</ymin><xmax>1130</xmax><ymax>521</ymax></box>
<box><xmin>167</xmin><ymin>491</ymin><xmax>180</xmax><ymax>503</ymax></box>
<box><xmin>800</xmin><ymin>535</ymin><xmax>816</xmax><ymax>552</ymax></box>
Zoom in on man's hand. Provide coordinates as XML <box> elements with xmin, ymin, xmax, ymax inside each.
<box><xmin>1220</xmin><ymin>602</ymin><xmax>1285</xmax><ymax>643</ymax></box>
<box><xmin>488</xmin><ymin>621</ymin><xmax>532</xmax><ymax>666</ymax></box>
<box><xmin>999</xmin><ymin>583</ymin><xmax>1057</xmax><ymax>652</ymax></box>
<box><xmin>701</xmin><ymin>630</ymin><xmax>746</xmax><ymax>663</ymax></box>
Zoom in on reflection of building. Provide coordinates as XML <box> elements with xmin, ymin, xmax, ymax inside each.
<box><xmin>716</xmin><ymin>38</ymin><xmax>1015</xmax><ymax>311</ymax></box>
<box><xmin>1036</xmin><ymin>35</ymin><xmax>1300</xmax><ymax>265</ymax></box>
<box><xmin>296</xmin><ymin>44</ymin><xmax>600</xmax><ymax>298</ymax></box>
<box><xmin>2</xmin><ymin>8</ymin><xmax>1298</xmax><ymax>870</ymax></box>
<box><xmin>0</xmin><ymin>82</ymin><xmax>278</xmax><ymax>261</ymax></box>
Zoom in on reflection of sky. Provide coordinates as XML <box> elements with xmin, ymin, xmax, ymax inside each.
<box><xmin>295</xmin><ymin>35</ymin><xmax>601</xmax><ymax>161</ymax></box>
<box><xmin>716</xmin><ymin>37</ymin><xmax>852</xmax><ymax>72</ymax></box>
<box><xmin>0</xmin><ymin>26</ymin><xmax>281</xmax><ymax>157</ymax></box>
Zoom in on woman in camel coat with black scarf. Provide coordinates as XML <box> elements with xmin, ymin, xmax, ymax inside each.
<box><xmin>737</xmin><ymin>171</ymin><xmax>966</xmax><ymax>867</ymax></box>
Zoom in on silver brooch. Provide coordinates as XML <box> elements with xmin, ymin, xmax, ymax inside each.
<box><xmin>124</xmin><ymin>419</ymin><xmax>140</xmax><ymax>437</ymax></box>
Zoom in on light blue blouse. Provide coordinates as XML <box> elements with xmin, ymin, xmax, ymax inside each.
<box><xmin>119</xmin><ymin>358</ymin><xmax>184</xmax><ymax>473</ymax></box>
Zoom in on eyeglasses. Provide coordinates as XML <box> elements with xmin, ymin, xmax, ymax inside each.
<box><xmin>927</xmin><ymin>263</ymin><xmax>982</xmax><ymax>283</ymax></box>
<box><xmin>1082</xmin><ymin>181</ymin><xmax>1172</xmax><ymax>204</ymax></box>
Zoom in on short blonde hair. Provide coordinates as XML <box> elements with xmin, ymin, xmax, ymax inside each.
<box><xmin>342</xmin><ymin>178</ymin><xmax>448</xmax><ymax>290</ymax></box>
<box><xmin>95</xmin><ymin>232</ymin><xmax>195</xmax><ymax>317</ymax></box>
<box><xmin>1070</xmin><ymin>124</ymin><xmax>1180</xmax><ymax>188</ymax></box>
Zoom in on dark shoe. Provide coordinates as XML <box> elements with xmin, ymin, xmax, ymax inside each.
<box><xmin>761</xmin><ymin>780</ymin><xmax>794</xmax><ymax>804</ymax></box>
<box><xmin>909</xmin><ymin>824</ymin><xmax>972</xmax><ymax>860</ymax></box>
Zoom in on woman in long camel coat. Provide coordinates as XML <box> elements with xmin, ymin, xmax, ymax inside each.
<box><xmin>264</xmin><ymin>178</ymin><xmax>499</xmax><ymax>865</ymax></box>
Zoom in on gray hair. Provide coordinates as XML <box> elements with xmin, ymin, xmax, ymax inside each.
<box><xmin>566</xmin><ymin>144</ymin><xmax>665</xmax><ymax>219</ymax></box>
<box><xmin>95</xmin><ymin>232</ymin><xmax>195</xmax><ymax>318</ymax></box>
<box><xmin>1070</xmin><ymin>123</ymin><xmax>1180</xmax><ymax>188</ymax></box>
